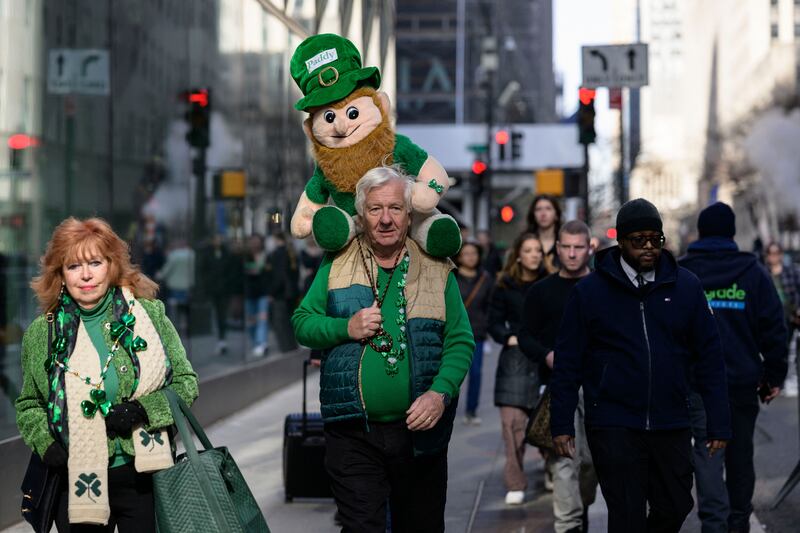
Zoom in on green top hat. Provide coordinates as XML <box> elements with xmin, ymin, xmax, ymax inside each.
<box><xmin>291</xmin><ymin>33</ymin><xmax>381</xmax><ymax>112</ymax></box>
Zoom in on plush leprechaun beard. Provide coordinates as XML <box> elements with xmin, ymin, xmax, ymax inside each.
<box><xmin>310</xmin><ymin>110</ymin><xmax>396</xmax><ymax>194</ymax></box>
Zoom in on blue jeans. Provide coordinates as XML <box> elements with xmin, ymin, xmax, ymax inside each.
<box><xmin>691</xmin><ymin>388</ymin><xmax>760</xmax><ymax>533</ymax></box>
<box><xmin>465</xmin><ymin>340</ymin><xmax>484</xmax><ymax>416</ymax></box>
<box><xmin>689</xmin><ymin>392</ymin><xmax>729</xmax><ymax>533</ymax></box>
<box><xmin>245</xmin><ymin>296</ymin><xmax>269</xmax><ymax>348</ymax></box>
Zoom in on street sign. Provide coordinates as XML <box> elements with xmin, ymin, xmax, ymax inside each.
<box><xmin>581</xmin><ymin>44</ymin><xmax>648</xmax><ymax>88</ymax></box>
<box><xmin>48</xmin><ymin>49</ymin><xmax>110</xmax><ymax>95</ymax></box>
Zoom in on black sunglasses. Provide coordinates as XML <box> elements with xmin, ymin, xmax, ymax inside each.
<box><xmin>626</xmin><ymin>234</ymin><xmax>666</xmax><ymax>249</ymax></box>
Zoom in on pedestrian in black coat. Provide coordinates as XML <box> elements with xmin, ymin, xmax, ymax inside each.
<box><xmin>550</xmin><ymin>198</ymin><xmax>731</xmax><ymax>532</ymax></box>
<box><xmin>679</xmin><ymin>202</ymin><xmax>787</xmax><ymax>532</ymax></box>
<box><xmin>488</xmin><ymin>232</ymin><xmax>547</xmax><ymax>505</ymax></box>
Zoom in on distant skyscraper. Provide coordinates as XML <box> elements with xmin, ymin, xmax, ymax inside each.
<box><xmin>395</xmin><ymin>0</ymin><xmax>555</xmax><ymax>125</ymax></box>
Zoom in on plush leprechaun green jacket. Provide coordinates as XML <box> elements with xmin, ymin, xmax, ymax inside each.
<box><xmin>292</xmin><ymin>238</ymin><xmax>475</xmax><ymax>455</ymax></box>
<box><xmin>15</xmin><ymin>298</ymin><xmax>199</xmax><ymax>459</ymax></box>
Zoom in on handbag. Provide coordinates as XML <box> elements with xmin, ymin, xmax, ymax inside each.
<box><xmin>153</xmin><ymin>389</ymin><xmax>270</xmax><ymax>533</ymax></box>
<box><xmin>20</xmin><ymin>452</ymin><xmax>61</xmax><ymax>533</ymax></box>
<box><xmin>525</xmin><ymin>387</ymin><xmax>553</xmax><ymax>449</ymax></box>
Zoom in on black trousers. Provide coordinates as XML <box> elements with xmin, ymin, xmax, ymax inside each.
<box><xmin>324</xmin><ymin>419</ymin><xmax>448</xmax><ymax>533</ymax></box>
<box><xmin>587</xmin><ymin>427</ymin><xmax>694</xmax><ymax>533</ymax></box>
<box><xmin>55</xmin><ymin>463</ymin><xmax>155</xmax><ymax>533</ymax></box>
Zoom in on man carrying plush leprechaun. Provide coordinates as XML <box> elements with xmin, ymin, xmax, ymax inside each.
<box><xmin>289</xmin><ymin>33</ymin><xmax>462</xmax><ymax>259</ymax></box>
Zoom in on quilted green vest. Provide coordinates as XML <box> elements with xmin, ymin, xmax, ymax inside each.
<box><xmin>319</xmin><ymin>239</ymin><xmax>457</xmax><ymax>455</ymax></box>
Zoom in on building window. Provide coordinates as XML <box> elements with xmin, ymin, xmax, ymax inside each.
<box><xmin>771</xmin><ymin>23</ymin><xmax>779</xmax><ymax>38</ymax></box>
<box><xmin>795</xmin><ymin>23</ymin><xmax>800</xmax><ymax>36</ymax></box>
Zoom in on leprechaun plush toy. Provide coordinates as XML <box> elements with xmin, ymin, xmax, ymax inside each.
<box><xmin>289</xmin><ymin>33</ymin><xmax>461</xmax><ymax>258</ymax></box>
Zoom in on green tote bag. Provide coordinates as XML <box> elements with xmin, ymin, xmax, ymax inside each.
<box><xmin>153</xmin><ymin>389</ymin><xmax>270</xmax><ymax>533</ymax></box>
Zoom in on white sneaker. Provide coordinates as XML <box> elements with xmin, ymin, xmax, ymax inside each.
<box><xmin>505</xmin><ymin>490</ymin><xmax>525</xmax><ymax>505</ymax></box>
<box><xmin>469</xmin><ymin>416</ymin><xmax>482</xmax><ymax>426</ymax></box>
<box><xmin>252</xmin><ymin>344</ymin><xmax>265</xmax><ymax>357</ymax></box>
<box><xmin>215</xmin><ymin>340</ymin><xmax>228</xmax><ymax>355</ymax></box>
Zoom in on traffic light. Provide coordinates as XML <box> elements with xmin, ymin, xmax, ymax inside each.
<box><xmin>7</xmin><ymin>133</ymin><xmax>35</xmax><ymax>170</ymax></box>
<box><xmin>511</xmin><ymin>130</ymin><xmax>523</xmax><ymax>160</ymax></box>
<box><xmin>578</xmin><ymin>87</ymin><xmax>596</xmax><ymax>145</ymax></box>
<box><xmin>184</xmin><ymin>88</ymin><xmax>211</xmax><ymax>148</ymax></box>
<box><xmin>499</xmin><ymin>205</ymin><xmax>515</xmax><ymax>223</ymax></box>
<box><xmin>472</xmin><ymin>159</ymin><xmax>487</xmax><ymax>176</ymax></box>
<box><xmin>495</xmin><ymin>129</ymin><xmax>509</xmax><ymax>160</ymax></box>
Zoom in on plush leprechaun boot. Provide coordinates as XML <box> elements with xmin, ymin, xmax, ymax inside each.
<box><xmin>312</xmin><ymin>205</ymin><xmax>357</xmax><ymax>252</ymax></box>
<box><xmin>411</xmin><ymin>210</ymin><xmax>462</xmax><ymax>259</ymax></box>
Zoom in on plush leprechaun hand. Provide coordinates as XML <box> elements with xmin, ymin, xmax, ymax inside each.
<box><xmin>411</xmin><ymin>157</ymin><xmax>450</xmax><ymax>213</ymax></box>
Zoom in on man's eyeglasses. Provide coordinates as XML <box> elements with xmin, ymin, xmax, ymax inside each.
<box><xmin>626</xmin><ymin>234</ymin><xmax>666</xmax><ymax>249</ymax></box>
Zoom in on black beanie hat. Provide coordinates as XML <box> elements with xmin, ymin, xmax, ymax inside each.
<box><xmin>616</xmin><ymin>198</ymin><xmax>662</xmax><ymax>237</ymax></box>
<box><xmin>697</xmin><ymin>202</ymin><xmax>735</xmax><ymax>239</ymax></box>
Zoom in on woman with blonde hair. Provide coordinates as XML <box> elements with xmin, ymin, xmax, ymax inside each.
<box><xmin>488</xmin><ymin>232</ymin><xmax>547</xmax><ymax>505</ymax></box>
<box><xmin>16</xmin><ymin>217</ymin><xmax>199</xmax><ymax>531</ymax></box>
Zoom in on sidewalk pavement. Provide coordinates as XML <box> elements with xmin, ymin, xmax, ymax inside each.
<box><xmin>2</xmin><ymin>343</ymin><xmax>786</xmax><ymax>532</ymax></box>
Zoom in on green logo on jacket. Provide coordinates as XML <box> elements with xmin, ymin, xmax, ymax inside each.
<box><xmin>705</xmin><ymin>283</ymin><xmax>746</xmax><ymax>310</ymax></box>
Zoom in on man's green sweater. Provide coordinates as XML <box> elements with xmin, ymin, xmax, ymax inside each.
<box><xmin>293</xmin><ymin>256</ymin><xmax>475</xmax><ymax>421</ymax></box>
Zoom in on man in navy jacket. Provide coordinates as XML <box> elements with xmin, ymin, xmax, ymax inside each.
<box><xmin>550</xmin><ymin>198</ymin><xmax>731</xmax><ymax>533</ymax></box>
<box><xmin>680</xmin><ymin>202</ymin><xmax>787</xmax><ymax>533</ymax></box>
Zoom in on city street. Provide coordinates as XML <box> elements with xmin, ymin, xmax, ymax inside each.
<box><xmin>6</xmin><ymin>343</ymin><xmax>796</xmax><ymax>532</ymax></box>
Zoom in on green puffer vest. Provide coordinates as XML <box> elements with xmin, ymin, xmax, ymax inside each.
<box><xmin>319</xmin><ymin>239</ymin><xmax>457</xmax><ymax>456</ymax></box>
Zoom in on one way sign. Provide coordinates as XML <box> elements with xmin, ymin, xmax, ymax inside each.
<box><xmin>581</xmin><ymin>43</ymin><xmax>648</xmax><ymax>88</ymax></box>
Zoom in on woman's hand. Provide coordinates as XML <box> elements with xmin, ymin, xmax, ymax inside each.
<box><xmin>105</xmin><ymin>401</ymin><xmax>148</xmax><ymax>439</ymax></box>
<box><xmin>507</xmin><ymin>335</ymin><xmax>519</xmax><ymax>347</ymax></box>
<box><xmin>43</xmin><ymin>441</ymin><xmax>68</xmax><ymax>468</ymax></box>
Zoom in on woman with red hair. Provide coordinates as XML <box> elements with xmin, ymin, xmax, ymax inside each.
<box><xmin>16</xmin><ymin>217</ymin><xmax>198</xmax><ymax>531</ymax></box>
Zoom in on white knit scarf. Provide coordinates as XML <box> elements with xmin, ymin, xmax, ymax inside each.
<box><xmin>65</xmin><ymin>288</ymin><xmax>173</xmax><ymax>525</ymax></box>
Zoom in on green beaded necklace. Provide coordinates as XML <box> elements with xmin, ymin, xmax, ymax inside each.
<box><xmin>357</xmin><ymin>238</ymin><xmax>410</xmax><ymax>376</ymax></box>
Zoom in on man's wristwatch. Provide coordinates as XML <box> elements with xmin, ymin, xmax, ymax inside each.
<box><xmin>440</xmin><ymin>392</ymin><xmax>451</xmax><ymax>408</ymax></box>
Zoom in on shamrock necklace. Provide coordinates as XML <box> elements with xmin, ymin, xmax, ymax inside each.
<box><xmin>46</xmin><ymin>296</ymin><xmax>148</xmax><ymax>418</ymax></box>
<box><xmin>356</xmin><ymin>237</ymin><xmax>410</xmax><ymax>376</ymax></box>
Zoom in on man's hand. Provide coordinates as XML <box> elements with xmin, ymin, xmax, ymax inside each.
<box><xmin>761</xmin><ymin>386</ymin><xmax>781</xmax><ymax>404</ymax></box>
<box><xmin>545</xmin><ymin>351</ymin><xmax>555</xmax><ymax>369</ymax></box>
<box><xmin>706</xmin><ymin>439</ymin><xmax>727</xmax><ymax>457</ymax></box>
<box><xmin>347</xmin><ymin>301</ymin><xmax>382</xmax><ymax>340</ymax></box>
<box><xmin>406</xmin><ymin>390</ymin><xmax>445</xmax><ymax>431</ymax></box>
<box><xmin>553</xmin><ymin>435</ymin><xmax>575</xmax><ymax>459</ymax></box>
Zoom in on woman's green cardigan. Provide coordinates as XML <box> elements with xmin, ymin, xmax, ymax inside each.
<box><xmin>15</xmin><ymin>298</ymin><xmax>199</xmax><ymax>459</ymax></box>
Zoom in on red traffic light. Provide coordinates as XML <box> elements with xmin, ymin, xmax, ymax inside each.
<box><xmin>500</xmin><ymin>205</ymin><xmax>515</xmax><ymax>223</ymax></box>
<box><xmin>7</xmin><ymin>134</ymin><xmax>36</xmax><ymax>150</ymax></box>
<box><xmin>472</xmin><ymin>160</ymin><xmax>487</xmax><ymax>175</ymax></box>
<box><xmin>495</xmin><ymin>130</ymin><xmax>509</xmax><ymax>145</ymax></box>
<box><xmin>187</xmin><ymin>89</ymin><xmax>209</xmax><ymax>107</ymax></box>
<box><xmin>606</xmin><ymin>228</ymin><xmax>618</xmax><ymax>239</ymax></box>
<box><xmin>579</xmin><ymin>87</ymin><xmax>596</xmax><ymax>105</ymax></box>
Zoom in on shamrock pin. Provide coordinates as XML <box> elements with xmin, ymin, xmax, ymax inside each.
<box><xmin>139</xmin><ymin>430</ymin><xmax>165</xmax><ymax>450</ymax></box>
<box><xmin>109</xmin><ymin>321</ymin><xmax>126</xmax><ymax>340</ymax></box>
<box><xmin>131</xmin><ymin>336</ymin><xmax>148</xmax><ymax>352</ymax></box>
<box><xmin>81</xmin><ymin>388</ymin><xmax>111</xmax><ymax>418</ymax></box>
<box><xmin>120</xmin><ymin>312</ymin><xmax>136</xmax><ymax>328</ymax></box>
<box><xmin>427</xmin><ymin>179</ymin><xmax>444</xmax><ymax>194</ymax></box>
<box><xmin>74</xmin><ymin>473</ymin><xmax>102</xmax><ymax>502</ymax></box>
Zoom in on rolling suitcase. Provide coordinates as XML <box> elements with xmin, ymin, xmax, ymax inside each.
<box><xmin>282</xmin><ymin>359</ymin><xmax>333</xmax><ymax>502</ymax></box>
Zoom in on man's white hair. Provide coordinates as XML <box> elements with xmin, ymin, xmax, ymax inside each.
<box><xmin>354</xmin><ymin>165</ymin><xmax>414</xmax><ymax>217</ymax></box>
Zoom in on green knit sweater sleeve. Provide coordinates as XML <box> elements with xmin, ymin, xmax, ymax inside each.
<box><xmin>15</xmin><ymin>316</ymin><xmax>54</xmax><ymax>458</ymax></box>
<box><xmin>136</xmin><ymin>298</ymin><xmax>199</xmax><ymax>431</ymax></box>
<box><xmin>291</xmin><ymin>257</ymin><xmax>351</xmax><ymax>350</ymax></box>
<box><xmin>429</xmin><ymin>272</ymin><xmax>476</xmax><ymax>398</ymax></box>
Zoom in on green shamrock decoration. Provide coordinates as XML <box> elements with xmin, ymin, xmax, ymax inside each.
<box><xmin>74</xmin><ymin>473</ymin><xmax>102</xmax><ymax>502</ymax></box>
<box><xmin>139</xmin><ymin>430</ymin><xmax>165</xmax><ymax>450</ymax></box>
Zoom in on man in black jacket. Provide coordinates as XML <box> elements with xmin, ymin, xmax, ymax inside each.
<box><xmin>519</xmin><ymin>220</ymin><xmax>597</xmax><ymax>533</ymax></box>
<box><xmin>680</xmin><ymin>202</ymin><xmax>787</xmax><ymax>533</ymax></box>
<box><xmin>550</xmin><ymin>198</ymin><xmax>731</xmax><ymax>533</ymax></box>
